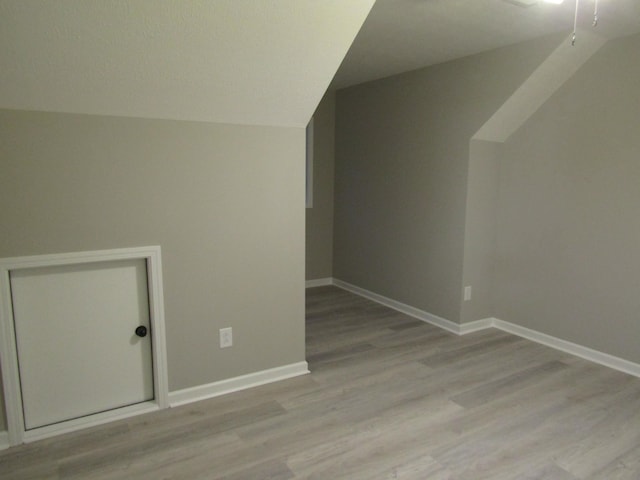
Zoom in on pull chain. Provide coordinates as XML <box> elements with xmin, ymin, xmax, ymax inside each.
<box><xmin>593</xmin><ymin>0</ymin><xmax>599</xmax><ymax>27</ymax></box>
<box><xmin>572</xmin><ymin>0</ymin><xmax>580</xmax><ymax>46</ymax></box>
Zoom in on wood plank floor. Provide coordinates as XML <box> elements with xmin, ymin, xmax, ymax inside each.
<box><xmin>2</xmin><ymin>285</ymin><xmax>640</xmax><ymax>479</ymax></box>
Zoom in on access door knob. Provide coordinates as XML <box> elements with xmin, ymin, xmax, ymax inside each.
<box><xmin>135</xmin><ymin>326</ymin><xmax>148</xmax><ymax>338</ymax></box>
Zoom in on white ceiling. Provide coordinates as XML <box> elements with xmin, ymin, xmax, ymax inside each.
<box><xmin>332</xmin><ymin>0</ymin><xmax>640</xmax><ymax>89</ymax></box>
<box><xmin>0</xmin><ymin>0</ymin><xmax>375</xmax><ymax>127</ymax></box>
<box><xmin>1</xmin><ymin>0</ymin><xmax>637</xmax><ymax>122</ymax></box>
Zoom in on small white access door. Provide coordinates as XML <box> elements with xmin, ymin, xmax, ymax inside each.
<box><xmin>9</xmin><ymin>259</ymin><xmax>154</xmax><ymax>430</ymax></box>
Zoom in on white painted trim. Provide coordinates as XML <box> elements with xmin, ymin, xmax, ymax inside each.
<box><xmin>458</xmin><ymin>318</ymin><xmax>494</xmax><ymax>334</ymax></box>
<box><xmin>145</xmin><ymin>248</ymin><xmax>170</xmax><ymax>411</ymax></box>
<box><xmin>0</xmin><ymin>246</ymin><xmax>169</xmax><ymax>446</ymax></box>
<box><xmin>331</xmin><ymin>279</ymin><xmax>640</xmax><ymax>378</ymax></box>
<box><xmin>492</xmin><ymin>318</ymin><xmax>640</xmax><ymax>378</ymax></box>
<box><xmin>333</xmin><ymin>279</ymin><xmax>466</xmax><ymax>335</ymax></box>
<box><xmin>305</xmin><ymin>278</ymin><xmax>333</xmax><ymax>288</ymax></box>
<box><xmin>169</xmin><ymin>361</ymin><xmax>310</xmax><ymax>408</ymax></box>
<box><xmin>0</xmin><ymin>264</ymin><xmax>24</xmax><ymax>446</ymax></box>
<box><xmin>23</xmin><ymin>402</ymin><xmax>160</xmax><ymax>444</ymax></box>
<box><xmin>0</xmin><ymin>431</ymin><xmax>9</xmax><ymax>451</ymax></box>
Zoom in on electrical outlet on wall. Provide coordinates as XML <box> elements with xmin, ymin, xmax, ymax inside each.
<box><xmin>219</xmin><ymin>327</ymin><xmax>233</xmax><ymax>348</ymax></box>
<box><xmin>464</xmin><ymin>286</ymin><xmax>472</xmax><ymax>301</ymax></box>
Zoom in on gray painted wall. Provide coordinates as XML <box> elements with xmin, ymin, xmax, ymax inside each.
<box><xmin>460</xmin><ymin>139</ymin><xmax>502</xmax><ymax>323</ymax></box>
<box><xmin>334</xmin><ymin>35</ymin><xmax>562</xmax><ymax>322</ymax></box>
<box><xmin>0</xmin><ymin>369</ymin><xmax>5</xmax><ymax>431</ymax></box>
<box><xmin>493</xmin><ymin>33</ymin><xmax>640</xmax><ymax>363</ymax></box>
<box><xmin>0</xmin><ymin>110</ymin><xmax>306</xmax><ymax>407</ymax></box>
<box><xmin>306</xmin><ymin>91</ymin><xmax>336</xmax><ymax>280</ymax></box>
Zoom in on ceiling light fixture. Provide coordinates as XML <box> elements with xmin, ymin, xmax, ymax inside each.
<box><xmin>572</xmin><ymin>0</ymin><xmax>580</xmax><ymax>45</ymax></box>
<box><xmin>543</xmin><ymin>0</ymin><xmax>600</xmax><ymax>45</ymax></box>
<box><xmin>507</xmin><ymin>0</ymin><xmax>602</xmax><ymax>45</ymax></box>
<box><xmin>504</xmin><ymin>0</ymin><xmax>538</xmax><ymax>7</ymax></box>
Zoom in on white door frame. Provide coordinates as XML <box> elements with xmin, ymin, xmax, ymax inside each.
<box><xmin>0</xmin><ymin>246</ymin><xmax>169</xmax><ymax>446</ymax></box>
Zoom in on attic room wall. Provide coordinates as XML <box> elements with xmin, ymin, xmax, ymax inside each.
<box><xmin>0</xmin><ymin>110</ymin><xmax>306</xmax><ymax>399</ymax></box>
<box><xmin>493</xmin><ymin>33</ymin><xmax>640</xmax><ymax>364</ymax></box>
<box><xmin>306</xmin><ymin>90</ymin><xmax>336</xmax><ymax>281</ymax></box>
<box><xmin>0</xmin><ymin>369</ymin><xmax>5</xmax><ymax>431</ymax></box>
<box><xmin>333</xmin><ymin>34</ymin><xmax>562</xmax><ymax>323</ymax></box>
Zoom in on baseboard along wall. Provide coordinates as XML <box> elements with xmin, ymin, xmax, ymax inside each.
<box><xmin>307</xmin><ymin>277</ymin><xmax>640</xmax><ymax>379</ymax></box>
<box><xmin>168</xmin><ymin>361</ymin><xmax>310</xmax><ymax>408</ymax></box>
<box><xmin>0</xmin><ymin>361</ymin><xmax>310</xmax><ymax>445</ymax></box>
<box><xmin>2</xmin><ymin>278</ymin><xmax>635</xmax><ymax>443</ymax></box>
<box><xmin>0</xmin><ymin>431</ymin><xmax>9</xmax><ymax>451</ymax></box>
<box><xmin>491</xmin><ymin>318</ymin><xmax>640</xmax><ymax>378</ymax></box>
<box><xmin>305</xmin><ymin>278</ymin><xmax>333</xmax><ymax>288</ymax></box>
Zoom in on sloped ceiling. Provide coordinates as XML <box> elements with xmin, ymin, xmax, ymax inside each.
<box><xmin>0</xmin><ymin>0</ymin><xmax>375</xmax><ymax>127</ymax></box>
<box><xmin>333</xmin><ymin>0</ymin><xmax>640</xmax><ymax>89</ymax></box>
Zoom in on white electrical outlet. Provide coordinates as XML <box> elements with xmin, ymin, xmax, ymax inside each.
<box><xmin>464</xmin><ymin>286</ymin><xmax>472</xmax><ymax>301</ymax></box>
<box><xmin>219</xmin><ymin>327</ymin><xmax>233</xmax><ymax>348</ymax></box>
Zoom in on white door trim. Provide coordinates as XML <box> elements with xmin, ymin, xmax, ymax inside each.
<box><xmin>0</xmin><ymin>246</ymin><xmax>169</xmax><ymax>446</ymax></box>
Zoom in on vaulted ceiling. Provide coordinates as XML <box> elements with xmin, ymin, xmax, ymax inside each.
<box><xmin>0</xmin><ymin>0</ymin><xmax>375</xmax><ymax>126</ymax></box>
<box><xmin>333</xmin><ymin>0</ymin><xmax>640</xmax><ymax>89</ymax></box>
<box><xmin>2</xmin><ymin>1</ymin><xmax>638</xmax><ymax>124</ymax></box>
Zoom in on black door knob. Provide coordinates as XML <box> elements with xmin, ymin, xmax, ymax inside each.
<box><xmin>135</xmin><ymin>326</ymin><xmax>148</xmax><ymax>338</ymax></box>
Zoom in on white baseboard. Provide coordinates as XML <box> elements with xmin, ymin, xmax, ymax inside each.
<box><xmin>330</xmin><ymin>278</ymin><xmax>640</xmax><ymax>379</ymax></box>
<box><xmin>23</xmin><ymin>402</ymin><xmax>160</xmax><ymax>445</ymax></box>
<box><xmin>492</xmin><ymin>318</ymin><xmax>640</xmax><ymax>378</ymax></box>
<box><xmin>168</xmin><ymin>361</ymin><xmax>310</xmax><ymax>408</ymax></box>
<box><xmin>333</xmin><ymin>279</ymin><xmax>468</xmax><ymax>335</ymax></box>
<box><xmin>305</xmin><ymin>278</ymin><xmax>333</xmax><ymax>288</ymax></box>
<box><xmin>458</xmin><ymin>318</ymin><xmax>494</xmax><ymax>334</ymax></box>
<box><xmin>0</xmin><ymin>431</ymin><xmax>9</xmax><ymax>451</ymax></box>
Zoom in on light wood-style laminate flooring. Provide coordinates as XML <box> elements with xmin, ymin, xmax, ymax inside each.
<box><xmin>2</xmin><ymin>286</ymin><xmax>640</xmax><ymax>479</ymax></box>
